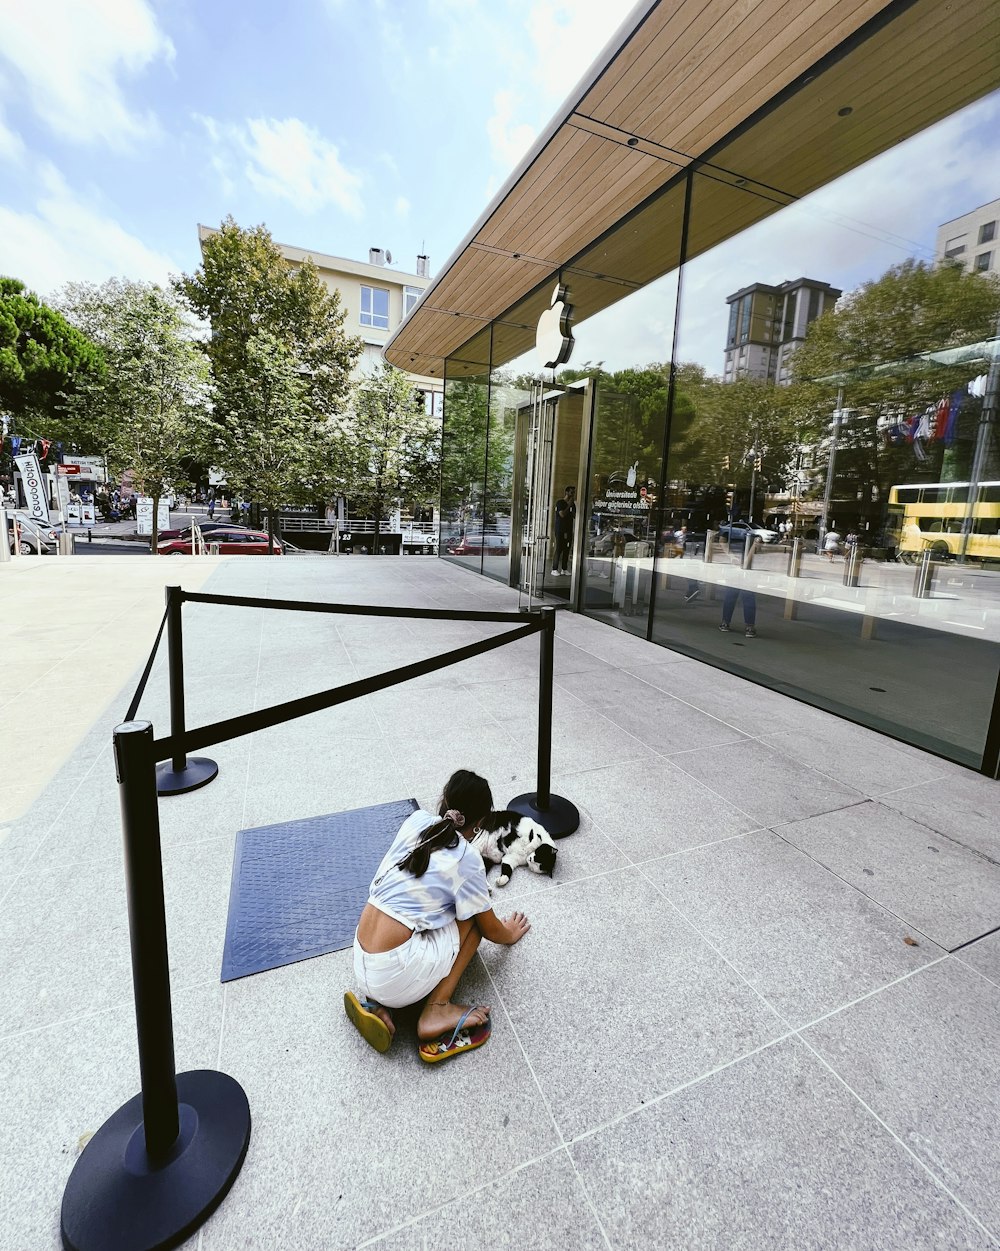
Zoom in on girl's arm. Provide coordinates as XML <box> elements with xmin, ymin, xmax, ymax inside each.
<box><xmin>475</xmin><ymin>907</ymin><xmax>531</xmax><ymax>945</ymax></box>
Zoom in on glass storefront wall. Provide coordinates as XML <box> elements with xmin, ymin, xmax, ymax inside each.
<box><xmin>651</xmin><ymin>90</ymin><xmax>1000</xmax><ymax>770</ymax></box>
<box><xmin>440</xmin><ymin>69</ymin><xmax>1000</xmax><ymax>771</ymax></box>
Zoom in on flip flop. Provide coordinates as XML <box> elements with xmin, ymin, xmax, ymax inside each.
<box><xmin>344</xmin><ymin>991</ymin><xmax>392</xmax><ymax>1053</ymax></box>
<box><xmin>418</xmin><ymin>1009</ymin><xmax>491</xmax><ymax>1064</ymax></box>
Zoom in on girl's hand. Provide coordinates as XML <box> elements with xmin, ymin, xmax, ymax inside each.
<box><xmin>503</xmin><ymin>911</ymin><xmax>531</xmax><ymax>945</ymax></box>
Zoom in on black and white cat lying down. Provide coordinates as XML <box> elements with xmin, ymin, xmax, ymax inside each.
<box><xmin>471</xmin><ymin>810</ymin><xmax>557</xmax><ymax>886</ymax></box>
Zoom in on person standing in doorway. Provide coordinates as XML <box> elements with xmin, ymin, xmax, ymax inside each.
<box><xmin>552</xmin><ymin>485</ymin><xmax>576</xmax><ymax>576</ymax></box>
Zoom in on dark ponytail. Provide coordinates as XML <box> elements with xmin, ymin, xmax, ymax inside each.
<box><xmin>396</xmin><ymin>769</ymin><xmax>493</xmax><ymax>878</ymax></box>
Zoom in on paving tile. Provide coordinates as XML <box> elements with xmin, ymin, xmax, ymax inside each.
<box><xmin>557</xmin><ymin>667</ymin><xmax>750</xmax><ymax>751</ymax></box>
<box><xmin>0</xmin><ymin>982</ymin><xmax>224</xmax><ymax>1251</ymax></box>
<box><xmin>563</xmin><ymin>758</ymin><xmax>758</xmax><ymax>860</ymax></box>
<box><xmin>643</xmin><ymin>830</ymin><xmax>944</xmax><ymax>1026</ymax></box>
<box><xmin>635</xmin><ymin>658</ymin><xmax>835</xmax><ymax>736</ymax></box>
<box><xmin>878</xmin><ymin>772</ymin><xmax>1000</xmax><ymax>862</ymax></box>
<box><xmin>479</xmin><ymin>867</ymin><xmax>786</xmax><ymax>1140</ymax></box>
<box><xmin>547</xmin><ymin>707</ymin><xmax>661</xmax><ymax>774</ymax></box>
<box><xmin>0</xmin><ymin>856</ymin><xmax>133</xmax><ymax>1036</ymax></box>
<box><xmin>781</xmin><ymin>801</ymin><xmax>1000</xmax><ymax>950</ymax></box>
<box><xmin>805</xmin><ymin>958</ymin><xmax>1000</xmax><ymax>1237</ymax></box>
<box><xmin>363</xmin><ymin>1148</ymin><xmax>608</xmax><ymax>1250</ymax></box>
<box><xmin>761</xmin><ymin>715</ymin><xmax>951</xmax><ymax>797</ymax></box>
<box><xmin>367</xmin><ymin>684</ymin><xmax>502</xmax><ymax>734</ymax></box>
<box><xmin>670</xmin><ymin>738</ymin><xmax>866</xmax><ymax>825</ymax></box>
<box><xmin>204</xmin><ymin>950</ymin><xmax>558</xmax><ymax>1251</ymax></box>
<box><xmin>461</xmin><ymin>674</ymin><xmax>589</xmax><ymax>726</ymax></box>
<box><xmin>241</xmin><ymin>741</ymin><xmax>413</xmax><ymax>828</ymax></box>
<box><xmin>956</xmin><ymin>931</ymin><xmax>1000</xmax><ymax>987</ymax></box>
<box><xmin>571</xmin><ymin>1038</ymin><xmax>994</xmax><ymax>1251</ymax></box>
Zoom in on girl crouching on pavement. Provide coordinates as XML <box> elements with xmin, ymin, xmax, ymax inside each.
<box><xmin>345</xmin><ymin>769</ymin><xmax>530</xmax><ymax>1063</ymax></box>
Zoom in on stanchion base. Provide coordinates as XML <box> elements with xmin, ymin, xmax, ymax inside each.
<box><xmin>61</xmin><ymin>1069</ymin><xmax>250</xmax><ymax>1251</ymax></box>
<box><xmin>507</xmin><ymin>791</ymin><xmax>579</xmax><ymax>839</ymax></box>
<box><xmin>156</xmin><ymin>757</ymin><xmax>218</xmax><ymax>796</ymax></box>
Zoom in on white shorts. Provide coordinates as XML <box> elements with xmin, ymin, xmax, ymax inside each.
<box><xmin>353</xmin><ymin>919</ymin><xmax>460</xmax><ymax>1010</ymax></box>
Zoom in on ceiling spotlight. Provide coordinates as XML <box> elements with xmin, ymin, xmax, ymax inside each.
<box><xmin>627</xmin><ymin>136</ymin><xmax>639</xmax><ymax>147</ymax></box>
<box><xmin>734</xmin><ymin>177</ymin><xmax>747</xmax><ymax>187</ymax></box>
<box><xmin>838</xmin><ymin>106</ymin><xmax>853</xmax><ymax>117</ymax></box>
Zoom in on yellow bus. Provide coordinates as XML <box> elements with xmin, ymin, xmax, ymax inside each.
<box><xmin>887</xmin><ymin>481</ymin><xmax>1000</xmax><ymax>563</ymax></box>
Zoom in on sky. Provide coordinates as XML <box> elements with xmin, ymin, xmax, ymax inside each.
<box><xmin>0</xmin><ymin>0</ymin><xmax>996</xmax><ymax>375</ymax></box>
<box><xmin>0</xmin><ymin>0</ymin><xmax>637</xmax><ymax>299</ymax></box>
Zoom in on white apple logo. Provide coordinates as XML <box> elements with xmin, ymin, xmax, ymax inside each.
<box><xmin>536</xmin><ymin>282</ymin><xmax>574</xmax><ymax>370</ymax></box>
<box><xmin>626</xmin><ymin>461</ymin><xmax>638</xmax><ymax>487</ymax></box>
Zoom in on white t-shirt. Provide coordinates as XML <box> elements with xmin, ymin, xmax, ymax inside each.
<box><xmin>368</xmin><ymin>810</ymin><xmax>491</xmax><ymax>932</ymax></box>
<box><xmin>824</xmin><ymin>531</ymin><xmax>841</xmax><ymax>551</ymax></box>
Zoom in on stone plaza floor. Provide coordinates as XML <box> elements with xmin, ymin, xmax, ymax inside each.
<box><xmin>1</xmin><ymin>554</ymin><xmax>999</xmax><ymax>1249</ymax></box>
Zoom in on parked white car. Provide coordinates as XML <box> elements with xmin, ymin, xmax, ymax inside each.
<box><xmin>5</xmin><ymin>511</ymin><xmax>60</xmax><ymax>554</ymax></box>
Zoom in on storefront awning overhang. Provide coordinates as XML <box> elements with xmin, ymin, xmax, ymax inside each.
<box><xmin>384</xmin><ymin>0</ymin><xmax>1000</xmax><ymax>380</ymax></box>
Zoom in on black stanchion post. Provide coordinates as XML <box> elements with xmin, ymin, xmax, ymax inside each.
<box><xmin>60</xmin><ymin>721</ymin><xmax>250</xmax><ymax>1251</ymax></box>
<box><xmin>508</xmin><ymin>607</ymin><xmax>579</xmax><ymax>839</ymax></box>
<box><xmin>156</xmin><ymin>584</ymin><xmax>219</xmax><ymax>795</ymax></box>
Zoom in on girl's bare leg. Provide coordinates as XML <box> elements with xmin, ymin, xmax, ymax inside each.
<box><xmin>417</xmin><ymin>918</ymin><xmax>490</xmax><ymax>1040</ymax></box>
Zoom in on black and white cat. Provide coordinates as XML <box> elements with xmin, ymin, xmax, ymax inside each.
<box><xmin>471</xmin><ymin>810</ymin><xmax>557</xmax><ymax>887</ymax></box>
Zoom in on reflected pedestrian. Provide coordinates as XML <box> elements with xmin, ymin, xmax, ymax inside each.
<box><xmin>720</xmin><ymin>588</ymin><xmax>757</xmax><ymax>638</ymax></box>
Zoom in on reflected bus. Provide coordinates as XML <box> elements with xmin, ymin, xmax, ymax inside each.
<box><xmin>887</xmin><ymin>481</ymin><xmax>1000</xmax><ymax>563</ymax></box>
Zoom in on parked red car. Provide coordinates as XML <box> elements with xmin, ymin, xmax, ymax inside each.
<box><xmin>157</xmin><ymin>521</ymin><xmax>248</xmax><ymax>541</ymax></box>
<box><xmin>158</xmin><ymin>528</ymin><xmax>284</xmax><ymax>555</ymax></box>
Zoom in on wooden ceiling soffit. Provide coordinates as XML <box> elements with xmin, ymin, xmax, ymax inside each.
<box><xmin>385</xmin><ymin>0</ymin><xmax>998</xmax><ymax>374</ymax></box>
<box><xmin>598</xmin><ymin>0</ymin><xmax>882</xmax><ymax>143</ymax></box>
<box><xmin>709</xmin><ymin>8</ymin><xmax>999</xmax><ymax>198</ymax></box>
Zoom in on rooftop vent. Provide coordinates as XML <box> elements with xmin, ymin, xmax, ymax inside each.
<box><xmin>416</xmin><ymin>254</ymin><xmax>429</xmax><ymax>278</ymax></box>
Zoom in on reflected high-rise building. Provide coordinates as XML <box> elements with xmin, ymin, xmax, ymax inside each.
<box><xmin>723</xmin><ymin>279</ymin><xmax>841</xmax><ymax>384</ymax></box>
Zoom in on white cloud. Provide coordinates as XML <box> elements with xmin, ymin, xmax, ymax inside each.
<box><xmin>0</xmin><ymin>0</ymin><xmax>173</xmax><ymax>147</ymax></box>
<box><xmin>198</xmin><ymin>115</ymin><xmax>364</xmax><ymax>217</ymax></box>
<box><xmin>0</xmin><ymin>110</ymin><xmax>23</xmax><ymax>162</ymax></box>
<box><xmin>0</xmin><ymin>162</ymin><xmax>177</xmax><ymax>297</ymax></box>
<box><xmin>484</xmin><ymin>0</ymin><xmax>636</xmax><ymax>182</ymax></box>
<box><xmin>486</xmin><ymin>89</ymin><xmax>538</xmax><ymax>174</ymax></box>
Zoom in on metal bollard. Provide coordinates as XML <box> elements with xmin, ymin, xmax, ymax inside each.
<box><xmin>741</xmin><ymin>537</ymin><xmax>759</xmax><ymax>571</ymax></box>
<box><xmin>913</xmin><ymin>550</ymin><xmax>935</xmax><ymax>598</ymax></box>
<box><xmin>842</xmin><ymin>544</ymin><xmax>862</xmax><ymax>587</ymax></box>
<box><xmin>786</xmin><ymin>537</ymin><xmax>803</xmax><ymax>578</ymax></box>
<box><xmin>703</xmin><ymin>530</ymin><xmax>716</xmax><ymax>564</ymax></box>
<box><xmin>59</xmin><ymin>532</ymin><xmax>75</xmax><ymax>556</ymax></box>
<box><xmin>0</xmin><ymin>507</ymin><xmax>10</xmax><ymax>563</ymax></box>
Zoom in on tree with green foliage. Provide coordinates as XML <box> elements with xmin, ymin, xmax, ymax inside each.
<box><xmin>174</xmin><ymin>217</ymin><xmax>361</xmax><ymax>424</ymax></box>
<box><xmin>340</xmin><ymin>362</ymin><xmax>439</xmax><ymax>551</ymax></box>
<box><xmin>174</xmin><ymin>217</ymin><xmax>362</xmax><ymax>530</ymax></box>
<box><xmin>212</xmin><ymin>330</ymin><xmax>322</xmax><ymax>548</ymax></box>
<box><xmin>791</xmin><ymin>258</ymin><xmax>1000</xmax><ymax>513</ymax></box>
<box><xmin>0</xmin><ymin>277</ymin><xmax>104</xmax><ymax>443</ymax></box>
<box><xmin>57</xmin><ymin>278</ymin><xmax>214</xmax><ymax>545</ymax></box>
<box><xmin>439</xmin><ymin>375</ymin><xmax>507</xmax><ymax>536</ymax></box>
